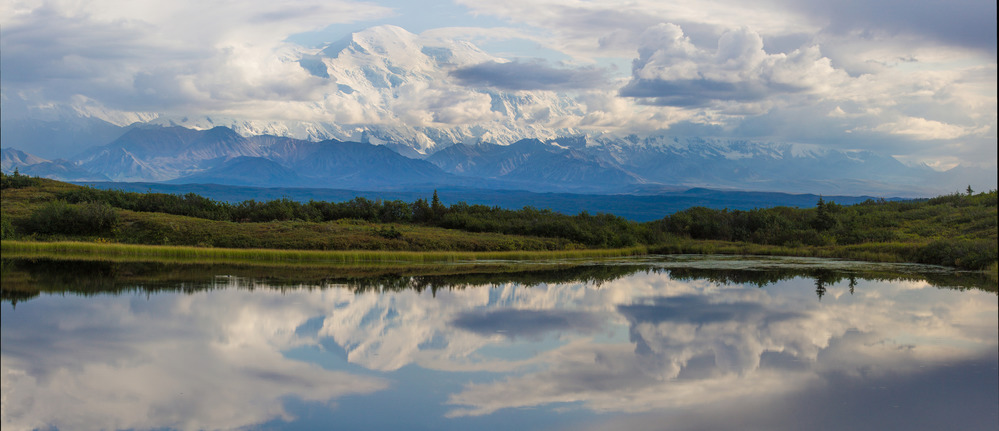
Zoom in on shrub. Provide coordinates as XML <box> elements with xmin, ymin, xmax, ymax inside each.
<box><xmin>1</xmin><ymin>213</ymin><xmax>15</xmax><ymax>239</ymax></box>
<box><xmin>376</xmin><ymin>225</ymin><xmax>403</xmax><ymax>239</ymax></box>
<box><xmin>0</xmin><ymin>169</ymin><xmax>39</xmax><ymax>189</ymax></box>
<box><xmin>26</xmin><ymin>201</ymin><xmax>120</xmax><ymax>236</ymax></box>
<box><xmin>917</xmin><ymin>239</ymin><xmax>998</xmax><ymax>270</ymax></box>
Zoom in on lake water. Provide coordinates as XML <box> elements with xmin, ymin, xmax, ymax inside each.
<box><xmin>2</xmin><ymin>256</ymin><xmax>997</xmax><ymax>430</ymax></box>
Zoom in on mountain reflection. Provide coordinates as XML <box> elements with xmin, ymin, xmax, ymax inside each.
<box><xmin>2</xmin><ymin>257</ymin><xmax>996</xmax><ymax>431</ymax></box>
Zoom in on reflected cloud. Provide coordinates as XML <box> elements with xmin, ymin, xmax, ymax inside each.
<box><xmin>452</xmin><ymin>309</ymin><xmax>605</xmax><ymax>340</ymax></box>
<box><xmin>1</xmin><ymin>291</ymin><xmax>388</xmax><ymax>431</ymax></box>
<box><xmin>444</xmin><ymin>276</ymin><xmax>997</xmax><ymax>418</ymax></box>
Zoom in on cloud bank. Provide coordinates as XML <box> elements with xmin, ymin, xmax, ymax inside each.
<box><xmin>451</xmin><ymin>59</ymin><xmax>608</xmax><ymax>91</ymax></box>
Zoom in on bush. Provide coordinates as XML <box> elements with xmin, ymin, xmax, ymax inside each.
<box><xmin>376</xmin><ymin>225</ymin><xmax>403</xmax><ymax>239</ymax></box>
<box><xmin>1</xmin><ymin>213</ymin><xmax>15</xmax><ymax>239</ymax></box>
<box><xmin>26</xmin><ymin>201</ymin><xmax>120</xmax><ymax>236</ymax></box>
<box><xmin>917</xmin><ymin>239</ymin><xmax>998</xmax><ymax>270</ymax></box>
<box><xmin>0</xmin><ymin>169</ymin><xmax>39</xmax><ymax>189</ymax></box>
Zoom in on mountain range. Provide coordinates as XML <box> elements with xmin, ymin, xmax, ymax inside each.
<box><xmin>0</xmin><ymin>123</ymin><xmax>985</xmax><ymax>196</ymax></box>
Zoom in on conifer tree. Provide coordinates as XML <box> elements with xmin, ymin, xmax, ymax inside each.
<box><xmin>431</xmin><ymin>190</ymin><xmax>446</xmax><ymax>221</ymax></box>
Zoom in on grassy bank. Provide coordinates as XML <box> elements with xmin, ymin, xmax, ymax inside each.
<box><xmin>650</xmin><ymin>239</ymin><xmax>923</xmax><ymax>263</ymax></box>
<box><xmin>1</xmin><ymin>240</ymin><xmax>647</xmax><ymax>266</ymax></box>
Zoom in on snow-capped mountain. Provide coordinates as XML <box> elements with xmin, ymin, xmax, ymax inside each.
<box><xmin>1</xmin><ymin>124</ymin><xmax>980</xmax><ymax>196</ymax></box>
<box><xmin>147</xmin><ymin>25</ymin><xmax>584</xmax><ymax>153</ymax></box>
<box><xmin>36</xmin><ymin>125</ymin><xmax>455</xmax><ymax>188</ymax></box>
<box><xmin>576</xmin><ymin>135</ymin><xmax>942</xmax><ymax>195</ymax></box>
<box><xmin>1</xmin><ymin>148</ymin><xmax>109</xmax><ymax>182</ymax></box>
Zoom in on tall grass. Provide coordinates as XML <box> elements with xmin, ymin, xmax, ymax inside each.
<box><xmin>1</xmin><ymin>240</ymin><xmax>648</xmax><ymax>266</ymax></box>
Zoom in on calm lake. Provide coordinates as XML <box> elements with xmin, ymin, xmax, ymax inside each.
<box><xmin>2</xmin><ymin>256</ymin><xmax>997</xmax><ymax>431</ymax></box>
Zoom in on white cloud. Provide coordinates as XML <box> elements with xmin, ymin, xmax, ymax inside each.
<box><xmin>454</xmin><ymin>0</ymin><xmax>818</xmax><ymax>60</ymax></box>
<box><xmin>868</xmin><ymin>116</ymin><xmax>978</xmax><ymax>141</ymax></box>
<box><xmin>391</xmin><ymin>81</ymin><xmax>498</xmax><ymax>126</ymax></box>
<box><xmin>0</xmin><ymin>0</ymin><xmax>390</xmax><ymax>120</ymax></box>
<box><xmin>620</xmin><ymin>24</ymin><xmax>850</xmax><ymax>108</ymax></box>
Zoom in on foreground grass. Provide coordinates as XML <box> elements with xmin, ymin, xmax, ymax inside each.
<box><xmin>1</xmin><ymin>240</ymin><xmax>648</xmax><ymax>266</ymax></box>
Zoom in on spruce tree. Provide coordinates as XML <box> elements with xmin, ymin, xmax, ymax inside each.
<box><xmin>431</xmin><ymin>190</ymin><xmax>446</xmax><ymax>221</ymax></box>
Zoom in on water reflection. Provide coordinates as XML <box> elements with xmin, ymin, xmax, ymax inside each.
<box><xmin>2</xmin><ymin>257</ymin><xmax>996</xmax><ymax>430</ymax></box>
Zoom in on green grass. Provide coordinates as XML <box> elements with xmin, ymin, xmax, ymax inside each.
<box><xmin>1</xmin><ymin>240</ymin><xmax>648</xmax><ymax>266</ymax></box>
<box><xmin>649</xmin><ymin>238</ymin><xmax>955</xmax><ymax>267</ymax></box>
<box><xmin>108</xmin><ymin>210</ymin><xmax>583</xmax><ymax>251</ymax></box>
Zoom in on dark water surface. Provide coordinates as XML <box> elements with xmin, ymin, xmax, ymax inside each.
<box><xmin>2</xmin><ymin>256</ymin><xmax>996</xmax><ymax>430</ymax></box>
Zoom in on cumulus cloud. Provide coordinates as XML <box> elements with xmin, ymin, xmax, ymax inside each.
<box><xmin>450</xmin><ymin>59</ymin><xmax>609</xmax><ymax>91</ymax></box>
<box><xmin>619</xmin><ymin>24</ymin><xmax>847</xmax><ymax>107</ymax></box>
<box><xmin>390</xmin><ymin>81</ymin><xmax>498</xmax><ymax>126</ymax></box>
<box><xmin>454</xmin><ymin>0</ymin><xmax>818</xmax><ymax>60</ymax></box>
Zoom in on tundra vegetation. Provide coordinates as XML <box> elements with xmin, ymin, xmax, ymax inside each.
<box><xmin>2</xmin><ymin>171</ymin><xmax>996</xmax><ymax>272</ymax></box>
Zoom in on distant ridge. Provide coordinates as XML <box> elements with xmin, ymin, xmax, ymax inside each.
<box><xmin>74</xmin><ymin>181</ymin><xmax>897</xmax><ymax>222</ymax></box>
<box><xmin>2</xmin><ymin>124</ymin><xmax>990</xmax><ymax>196</ymax></box>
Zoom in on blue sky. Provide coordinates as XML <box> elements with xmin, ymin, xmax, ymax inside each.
<box><xmin>1</xmin><ymin>0</ymin><xmax>996</xmax><ymax>170</ymax></box>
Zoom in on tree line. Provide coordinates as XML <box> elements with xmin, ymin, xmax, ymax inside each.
<box><xmin>50</xmin><ymin>187</ymin><xmax>642</xmax><ymax>248</ymax></box>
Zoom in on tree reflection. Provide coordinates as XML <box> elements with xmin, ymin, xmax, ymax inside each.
<box><xmin>3</xmin><ymin>256</ymin><xmax>995</xmax><ymax>306</ymax></box>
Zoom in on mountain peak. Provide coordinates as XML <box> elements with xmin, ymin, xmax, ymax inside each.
<box><xmin>320</xmin><ymin>25</ymin><xmax>419</xmax><ymax>59</ymax></box>
<box><xmin>201</xmin><ymin>126</ymin><xmax>243</xmax><ymax>140</ymax></box>
<box><xmin>353</xmin><ymin>25</ymin><xmax>418</xmax><ymax>45</ymax></box>
<box><xmin>1</xmin><ymin>147</ymin><xmax>49</xmax><ymax>172</ymax></box>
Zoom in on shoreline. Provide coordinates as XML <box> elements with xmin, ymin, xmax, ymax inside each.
<box><xmin>5</xmin><ymin>239</ymin><xmax>995</xmax><ymax>279</ymax></box>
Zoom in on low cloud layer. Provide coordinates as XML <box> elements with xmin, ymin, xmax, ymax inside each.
<box><xmin>780</xmin><ymin>0</ymin><xmax>998</xmax><ymax>54</ymax></box>
<box><xmin>451</xmin><ymin>60</ymin><xmax>608</xmax><ymax>91</ymax></box>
